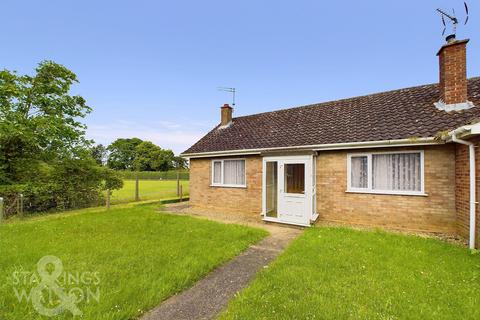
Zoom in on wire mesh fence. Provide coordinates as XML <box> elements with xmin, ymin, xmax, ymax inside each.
<box><xmin>0</xmin><ymin>193</ymin><xmax>25</xmax><ymax>219</ymax></box>
<box><xmin>108</xmin><ymin>178</ymin><xmax>189</xmax><ymax>205</ymax></box>
<box><xmin>0</xmin><ymin>178</ymin><xmax>189</xmax><ymax>222</ymax></box>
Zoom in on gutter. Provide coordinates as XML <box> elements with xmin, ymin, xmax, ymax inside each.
<box><xmin>181</xmin><ymin>137</ymin><xmax>439</xmax><ymax>159</ymax></box>
<box><xmin>450</xmin><ymin>130</ymin><xmax>477</xmax><ymax>249</ymax></box>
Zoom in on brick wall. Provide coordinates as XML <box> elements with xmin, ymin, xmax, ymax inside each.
<box><xmin>316</xmin><ymin>145</ymin><xmax>457</xmax><ymax>234</ymax></box>
<box><xmin>455</xmin><ymin>138</ymin><xmax>480</xmax><ymax>246</ymax></box>
<box><xmin>456</xmin><ymin>143</ymin><xmax>470</xmax><ymax>238</ymax></box>
<box><xmin>189</xmin><ymin>145</ymin><xmax>461</xmax><ymax>236</ymax></box>
<box><xmin>189</xmin><ymin>155</ymin><xmax>262</xmax><ymax>216</ymax></box>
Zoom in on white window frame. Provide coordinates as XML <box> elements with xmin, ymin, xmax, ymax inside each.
<box><xmin>346</xmin><ymin>150</ymin><xmax>426</xmax><ymax>196</ymax></box>
<box><xmin>211</xmin><ymin>158</ymin><xmax>247</xmax><ymax>188</ymax></box>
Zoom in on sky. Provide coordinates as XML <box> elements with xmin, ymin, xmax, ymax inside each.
<box><xmin>1</xmin><ymin>0</ymin><xmax>479</xmax><ymax>154</ymax></box>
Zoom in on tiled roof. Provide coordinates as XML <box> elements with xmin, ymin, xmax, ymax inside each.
<box><xmin>183</xmin><ymin>77</ymin><xmax>480</xmax><ymax>155</ymax></box>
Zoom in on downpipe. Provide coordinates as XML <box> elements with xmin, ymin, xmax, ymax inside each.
<box><xmin>452</xmin><ymin>133</ymin><xmax>477</xmax><ymax>249</ymax></box>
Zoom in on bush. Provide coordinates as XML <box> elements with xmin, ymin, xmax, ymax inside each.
<box><xmin>0</xmin><ymin>158</ymin><xmax>123</xmax><ymax>215</ymax></box>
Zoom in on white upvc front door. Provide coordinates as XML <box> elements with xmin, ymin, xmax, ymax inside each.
<box><xmin>263</xmin><ymin>155</ymin><xmax>315</xmax><ymax>226</ymax></box>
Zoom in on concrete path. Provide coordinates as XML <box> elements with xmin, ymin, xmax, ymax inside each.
<box><xmin>141</xmin><ymin>204</ymin><xmax>302</xmax><ymax>320</ymax></box>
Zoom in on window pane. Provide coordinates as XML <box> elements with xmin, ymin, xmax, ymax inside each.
<box><xmin>372</xmin><ymin>153</ymin><xmax>421</xmax><ymax>191</ymax></box>
<box><xmin>351</xmin><ymin>156</ymin><xmax>368</xmax><ymax>188</ymax></box>
<box><xmin>266</xmin><ymin>162</ymin><xmax>278</xmax><ymax>218</ymax></box>
<box><xmin>223</xmin><ymin>160</ymin><xmax>245</xmax><ymax>185</ymax></box>
<box><xmin>213</xmin><ymin>161</ymin><xmax>222</xmax><ymax>184</ymax></box>
<box><xmin>285</xmin><ymin>163</ymin><xmax>305</xmax><ymax>194</ymax></box>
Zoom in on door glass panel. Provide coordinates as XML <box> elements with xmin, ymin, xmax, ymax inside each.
<box><xmin>285</xmin><ymin>163</ymin><xmax>305</xmax><ymax>194</ymax></box>
<box><xmin>266</xmin><ymin>161</ymin><xmax>278</xmax><ymax>218</ymax></box>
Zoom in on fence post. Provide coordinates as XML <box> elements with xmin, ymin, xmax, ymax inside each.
<box><xmin>19</xmin><ymin>194</ymin><xmax>24</xmax><ymax>218</ymax></box>
<box><xmin>177</xmin><ymin>172</ymin><xmax>180</xmax><ymax>196</ymax></box>
<box><xmin>16</xmin><ymin>194</ymin><xmax>24</xmax><ymax>218</ymax></box>
<box><xmin>0</xmin><ymin>197</ymin><xmax>3</xmax><ymax>223</ymax></box>
<box><xmin>106</xmin><ymin>189</ymin><xmax>111</xmax><ymax>210</ymax></box>
<box><xmin>135</xmin><ymin>173</ymin><xmax>140</xmax><ymax>202</ymax></box>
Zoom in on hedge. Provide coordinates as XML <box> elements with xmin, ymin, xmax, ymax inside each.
<box><xmin>117</xmin><ymin>170</ymin><xmax>189</xmax><ymax>180</ymax></box>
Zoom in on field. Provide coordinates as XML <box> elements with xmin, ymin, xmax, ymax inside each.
<box><xmin>220</xmin><ymin>227</ymin><xmax>480</xmax><ymax>320</ymax></box>
<box><xmin>110</xmin><ymin>179</ymin><xmax>189</xmax><ymax>204</ymax></box>
<box><xmin>0</xmin><ymin>203</ymin><xmax>267</xmax><ymax>320</ymax></box>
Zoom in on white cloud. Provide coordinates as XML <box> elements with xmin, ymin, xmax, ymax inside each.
<box><xmin>86</xmin><ymin>119</ymin><xmax>211</xmax><ymax>154</ymax></box>
<box><xmin>156</xmin><ymin>120</ymin><xmax>182</xmax><ymax>129</ymax></box>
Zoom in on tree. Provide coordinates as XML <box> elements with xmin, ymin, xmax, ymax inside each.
<box><xmin>106</xmin><ymin>139</ymin><xmax>177</xmax><ymax>172</ymax></box>
<box><xmin>133</xmin><ymin>141</ymin><xmax>175</xmax><ymax>171</ymax></box>
<box><xmin>153</xmin><ymin>148</ymin><xmax>175</xmax><ymax>171</ymax></box>
<box><xmin>0</xmin><ymin>61</ymin><xmax>122</xmax><ymax>213</ymax></box>
<box><xmin>106</xmin><ymin>138</ymin><xmax>143</xmax><ymax>170</ymax></box>
<box><xmin>90</xmin><ymin>144</ymin><xmax>108</xmax><ymax>166</ymax></box>
<box><xmin>0</xmin><ymin>61</ymin><xmax>92</xmax><ymax>183</ymax></box>
<box><xmin>173</xmin><ymin>156</ymin><xmax>188</xmax><ymax>170</ymax></box>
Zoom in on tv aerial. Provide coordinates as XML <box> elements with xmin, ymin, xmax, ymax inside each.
<box><xmin>436</xmin><ymin>2</ymin><xmax>469</xmax><ymax>38</ymax></box>
<box><xmin>217</xmin><ymin>87</ymin><xmax>236</xmax><ymax>107</ymax></box>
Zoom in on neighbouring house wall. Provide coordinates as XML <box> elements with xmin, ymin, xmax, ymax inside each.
<box><xmin>455</xmin><ymin>138</ymin><xmax>480</xmax><ymax>246</ymax></box>
<box><xmin>316</xmin><ymin>145</ymin><xmax>457</xmax><ymax>234</ymax></box>
<box><xmin>189</xmin><ymin>155</ymin><xmax>262</xmax><ymax>216</ymax></box>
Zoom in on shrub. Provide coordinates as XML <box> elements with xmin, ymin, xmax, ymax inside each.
<box><xmin>0</xmin><ymin>159</ymin><xmax>123</xmax><ymax>215</ymax></box>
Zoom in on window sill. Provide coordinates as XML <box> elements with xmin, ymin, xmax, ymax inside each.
<box><xmin>210</xmin><ymin>184</ymin><xmax>247</xmax><ymax>189</ymax></box>
<box><xmin>345</xmin><ymin>189</ymin><xmax>428</xmax><ymax>197</ymax></box>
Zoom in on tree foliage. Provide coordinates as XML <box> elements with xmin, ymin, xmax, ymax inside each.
<box><xmin>0</xmin><ymin>61</ymin><xmax>122</xmax><ymax>213</ymax></box>
<box><xmin>106</xmin><ymin>138</ymin><xmax>180</xmax><ymax>171</ymax></box>
<box><xmin>134</xmin><ymin>141</ymin><xmax>175</xmax><ymax>171</ymax></box>
<box><xmin>173</xmin><ymin>156</ymin><xmax>188</xmax><ymax>170</ymax></box>
<box><xmin>107</xmin><ymin>138</ymin><xmax>143</xmax><ymax>170</ymax></box>
<box><xmin>91</xmin><ymin>144</ymin><xmax>108</xmax><ymax>166</ymax></box>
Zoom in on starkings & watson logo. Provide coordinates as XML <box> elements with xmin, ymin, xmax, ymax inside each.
<box><xmin>11</xmin><ymin>255</ymin><xmax>100</xmax><ymax>317</ymax></box>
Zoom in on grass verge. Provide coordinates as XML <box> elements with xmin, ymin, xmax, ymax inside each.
<box><xmin>220</xmin><ymin>227</ymin><xmax>480</xmax><ymax>320</ymax></box>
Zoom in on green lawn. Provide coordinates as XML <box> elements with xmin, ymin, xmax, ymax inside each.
<box><xmin>220</xmin><ymin>227</ymin><xmax>480</xmax><ymax>320</ymax></box>
<box><xmin>0</xmin><ymin>203</ymin><xmax>267</xmax><ymax>320</ymax></box>
<box><xmin>110</xmin><ymin>179</ymin><xmax>189</xmax><ymax>204</ymax></box>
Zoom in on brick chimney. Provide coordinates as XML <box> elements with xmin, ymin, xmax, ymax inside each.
<box><xmin>437</xmin><ymin>36</ymin><xmax>469</xmax><ymax>105</ymax></box>
<box><xmin>220</xmin><ymin>103</ymin><xmax>233</xmax><ymax>127</ymax></box>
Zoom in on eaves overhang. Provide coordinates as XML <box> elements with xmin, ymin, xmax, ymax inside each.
<box><xmin>181</xmin><ymin>137</ymin><xmax>440</xmax><ymax>159</ymax></box>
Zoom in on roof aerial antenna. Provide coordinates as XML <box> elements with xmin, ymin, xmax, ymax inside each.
<box><xmin>464</xmin><ymin>1</ymin><xmax>469</xmax><ymax>25</ymax></box>
<box><xmin>436</xmin><ymin>2</ymin><xmax>469</xmax><ymax>41</ymax></box>
<box><xmin>217</xmin><ymin>87</ymin><xmax>236</xmax><ymax>107</ymax></box>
